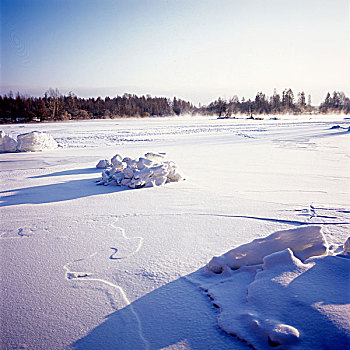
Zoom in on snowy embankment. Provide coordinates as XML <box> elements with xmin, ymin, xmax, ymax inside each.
<box><xmin>195</xmin><ymin>226</ymin><xmax>350</xmax><ymax>349</ymax></box>
<box><xmin>0</xmin><ymin>130</ymin><xmax>57</xmax><ymax>152</ymax></box>
<box><xmin>0</xmin><ymin>115</ymin><xmax>349</xmax><ymax>350</ymax></box>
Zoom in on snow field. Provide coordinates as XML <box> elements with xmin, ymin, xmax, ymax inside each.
<box><xmin>0</xmin><ymin>115</ymin><xmax>349</xmax><ymax>349</ymax></box>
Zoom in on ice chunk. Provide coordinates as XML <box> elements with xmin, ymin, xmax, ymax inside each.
<box><xmin>127</xmin><ymin>159</ymin><xmax>138</xmax><ymax>169</ymax></box>
<box><xmin>121</xmin><ymin>178</ymin><xmax>131</xmax><ymax>186</ymax></box>
<box><xmin>151</xmin><ymin>165</ymin><xmax>168</xmax><ymax>177</ymax></box>
<box><xmin>138</xmin><ymin>157</ymin><xmax>153</xmax><ymax>167</ymax></box>
<box><xmin>17</xmin><ymin>131</ymin><xmax>58</xmax><ymax>152</ymax></box>
<box><xmin>111</xmin><ymin>154</ymin><xmax>122</xmax><ymax>165</ymax></box>
<box><xmin>96</xmin><ymin>159</ymin><xmax>111</xmax><ymax>169</ymax></box>
<box><xmin>342</xmin><ymin>237</ymin><xmax>350</xmax><ymax>255</ymax></box>
<box><xmin>111</xmin><ymin>160</ymin><xmax>125</xmax><ymax>172</ymax></box>
<box><xmin>123</xmin><ymin>168</ymin><xmax>134</xmax><ymax>179</ymax></box>
<box><xmin>112</xmin><ymin>172</ymin><xmax>124</xmax><ymax>185</ymax></box>
<box><xmin>207</xmin><ymin>226</ymin><xmax>327</xmax><ymax>273</ymax></box>
<box><xmin>154</xmin><ymin>176</ymin><xmax>167</xmax><ymax>186</ymax></box>
<box><xmin>0</xmin><ymin>131</ymin><xmax>17</xmax><ymax>153</ymax></box>
<box><xmin>168</xmin><ymin>170</ymin><xmax>184</xmax><ymax>182</ymax></box>
<box><xmin>144</xmin><ymin>152</ymin><xmax>166</xmax><ymax>162</ymax></box>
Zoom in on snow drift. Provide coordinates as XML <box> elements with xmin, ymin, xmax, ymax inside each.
<box><xmin>199</xmin><ymin>226</ymin><xmax>350</xmax><ymax>349</ymax></box>
<box><xmin>96</xmin><ymin>152</ymin><xmax>185</xmax><ymax>188</ymax></box>
<box><xmin>17</xmin><ymin>131</ymin><xmax>58</xmax><ymax>152</ymax></box>
<box><xmin>207</xmin><ymin>226</ymin><xmax>328</xmax><ymax>273</ymax></box>
<box><xmin>0</xmin><ymin>131</ymin><xmax>17</xmax><ymax>152</ymax></box>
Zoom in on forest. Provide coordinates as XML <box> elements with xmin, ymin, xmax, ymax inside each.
<box><xmin>0</xmin><ymin>88</ymin><xmax>349</xmax><ymax>123</ymax></box>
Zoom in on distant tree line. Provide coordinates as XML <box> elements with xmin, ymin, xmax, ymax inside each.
<box><xmin>0</xmin><ymin>88</ymin><xmax>194</xmax><ymax>123</ymax></box>
<box><xmin>202</xmin><ymin>89</ymin><xmax>350</xmax><ymax>118</ymax></box>
<box><xmin>1</xmin><ymin>88</ymin><xmax>349</xmax><ymax>123</ymax></box>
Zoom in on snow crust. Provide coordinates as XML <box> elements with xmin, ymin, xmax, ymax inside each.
<box><xmin>96</xmin><ymin>152</ymin><xmax>185</xmax><ymax>188</ymax></box>
<box><xmin>17</xmin><ymin>131</ymin><xmax>58</xmax><ymax>152</ymax></box>
<box><xmin>0</xmin><ymin>130</ymin><xmax>17</xmax><ymax>152</ymax></box>
<box><xmin>199</xmin><ymin>227</ymin><xmax>350</xmax><ymax>349</ymax></box>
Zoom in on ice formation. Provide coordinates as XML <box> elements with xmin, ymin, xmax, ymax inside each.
<box><xmin>16</xmin><ymin>131</ymin><xmax>58</xmax><ymax>152</ymax></box>
<box><xmin>0</xmin><ymin>131</ymin><xmax>17</xmax><ymax>152</ymax></box>
<box><xmin>199</xmin><ymin>226</ymin><xmax>350</xmax><ymax>349</ymax></box>
<box><xmin>96</xmin><ymin>152</ymin><xmax>185</xmax><ymax>188</ymax></box>
<box><xmin>96</xmin><ymin>159</ymin><xmax>111</xmax><ymax>169</ymax></box>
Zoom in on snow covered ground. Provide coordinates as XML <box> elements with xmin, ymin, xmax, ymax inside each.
<box><xmin>1</xmin><ymin>115</ymin><xmax>349</xmax><ymax>349</ymax></box>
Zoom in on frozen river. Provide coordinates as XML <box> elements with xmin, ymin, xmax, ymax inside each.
<box><xmin>1</xmin><ymin>115</ymin><xmax>349</xmax><ymax>349</ymax></box>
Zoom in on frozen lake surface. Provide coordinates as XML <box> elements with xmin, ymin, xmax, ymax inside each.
<box><xmin>1</xmin><ymin>115</ymin><xmax>349</xmax><ymax>349</ymax></box>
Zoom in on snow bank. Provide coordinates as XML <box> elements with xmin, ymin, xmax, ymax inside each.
<box><xmin>17</xmin><ymin>131</ymin><xmax>58</xmax><ymax>152</ymax></box>
<box><xmin>0</xmin><ymin>131</ymin><xmax>17</xmax><ymax>152</ymax></box>
<box><xmin>198</xmin><ymin>227</ymin><xmax>350</xmax><ymax>349</ymax></box>
<box><xmin>96</xmin><ymin>152</ymin><xmax>185</xmax><ymax>188</ymax></box>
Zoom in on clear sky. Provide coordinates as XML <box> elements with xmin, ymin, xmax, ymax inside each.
<box><xmin>1</xmin><ymin>0</ymin><xmax>349</xmax><ymax>105</ymax></box>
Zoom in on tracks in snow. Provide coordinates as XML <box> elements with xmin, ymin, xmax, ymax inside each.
<box><xmin>63</xmin><ymin>216</ymin><xmax>149</xmax><ymax>350</ymax></box>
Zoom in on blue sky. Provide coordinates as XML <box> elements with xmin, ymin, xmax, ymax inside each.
<box><xmin>1</xmin><ymin>0</ymin><xmax>349</xmax><ymax>104</ymax></box>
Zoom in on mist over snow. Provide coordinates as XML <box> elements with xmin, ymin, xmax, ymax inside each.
<box><xmin>1</xmin><ymin>115</ymin><xmax>349</xmax><ymax>349</ymax></box>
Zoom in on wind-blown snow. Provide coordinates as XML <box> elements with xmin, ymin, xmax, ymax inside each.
<box><xmin>196</xmin><ymin>227</ymin><xmax>350</xmax><ymax>349</ymax></box>
<box><xmin>96</xmin><ymin>152</ymin><xmax>185</xmax><ymax>188</ymax></box>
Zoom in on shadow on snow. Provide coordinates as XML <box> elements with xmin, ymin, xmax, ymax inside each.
<box><xmin>71</xmin><ymin>274</ymin><xmax>244</xmax><ymax>350</ymax></box>
<box><xmin>0</xmin><ymin>169</ymin><xmax>130</xmax><ymax>207</ymax></box>
<box><xmin>29</xmin><ymin>167</ymin><xmax>102</xmax><ymax>178</ymax></box>
<box><xmin>72</xmin><ymin>256</ymin><xmax>350</xmax><ymax>350</ymax></box>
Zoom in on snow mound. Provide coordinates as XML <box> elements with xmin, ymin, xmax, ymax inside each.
<box><xmin>0</xmin><ymin>131</ymin><xmax>17</xmax><ymax>152</ymax></box>
<box><xmin>17</xmin><ymin>131</ymin><xmax>58</xmax><ymax>152</ymax></box>
<box><xmin>207</xmin><ymin>225</ymin><xmax>328</xmax><ymax>273</ymax></box>
<box><xmin>197</xmin><ymin>227</ymin><xmax>350</xmax><ymax>349</ymax></box>
<box><xmin>96</xmin><ymin>152</ymin><xmax>185</xmax><ymax>188</ymax></box>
